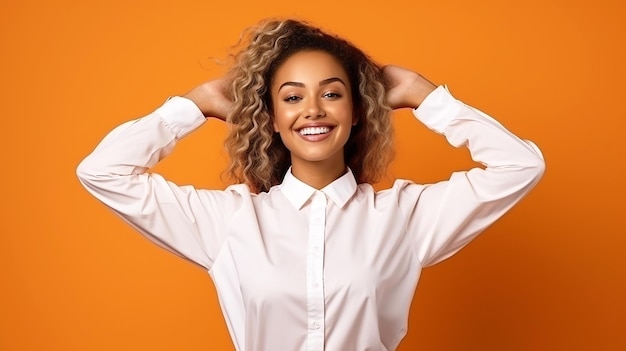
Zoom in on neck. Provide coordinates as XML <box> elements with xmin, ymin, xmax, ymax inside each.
<box><xmin>291</xmin><ymin>157</ymin><xmax>346</xmax><ymax>190</ymax></box>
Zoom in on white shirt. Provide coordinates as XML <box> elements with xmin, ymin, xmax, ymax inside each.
<box><xmin>77</xmin><ymin>86</ymin><xmax>545</xmax><ymax>351</ymax></box>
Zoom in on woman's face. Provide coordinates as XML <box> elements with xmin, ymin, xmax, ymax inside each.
<box><xmin>271</xmin><ymin>50</ymin><xmax>356</xmax><ymax>169</ymax></box>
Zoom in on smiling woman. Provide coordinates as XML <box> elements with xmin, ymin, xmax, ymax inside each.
<box><xmin>222</xmin><ymin>19</ymin><xmax>394</xmax><ymax>193</ymax></box>
<box><xmin>271</xmin><ymin>51</ymin><xmax>357</xmax><ymax>188</ymax></box>
<box><xmin>76</xmin><ymin>18</ymin><xmax>545</xmax><ymax>351</ymax></box>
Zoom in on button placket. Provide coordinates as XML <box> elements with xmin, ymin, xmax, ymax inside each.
<box><xmin>306</xmin><ymin>191</ymin><xmax>326</xmax><ymax>350</ymax></box>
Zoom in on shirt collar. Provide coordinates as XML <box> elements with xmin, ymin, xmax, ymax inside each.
<box><xmin>279</xmin><ymin>167</ymin><xmax>358</xmax><ymax>210</ymax></box>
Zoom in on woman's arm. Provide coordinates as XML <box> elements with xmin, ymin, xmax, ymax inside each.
<box><xmin>384</xmin><ymin>66</ymin><xmax>546</xmax><ymax>267</ymax></box>
<box><xmin>76</xmin><ymin>80</ymin><xmax>236</xmax><ymax>270</ymax></box>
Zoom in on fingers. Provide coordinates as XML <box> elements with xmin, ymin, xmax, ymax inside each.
<box><xmin>382</xmin><ymin>66</ymin><xmax>436</xmax><ymax>109</ymax></box>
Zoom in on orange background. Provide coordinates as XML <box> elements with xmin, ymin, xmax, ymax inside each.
<box><xmin>1</xmin><ymin>0</ymin><xmax>625</xmax><ymax>350</ymax></box>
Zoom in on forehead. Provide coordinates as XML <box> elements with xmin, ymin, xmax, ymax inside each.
<box><xmin>271</xmin><ymin>50</ymin><xmax>350</xmax><ymax>87</ymax></box>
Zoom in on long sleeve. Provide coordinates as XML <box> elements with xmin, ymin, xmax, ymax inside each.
<box><xmin>76</xmin><ymin>97</ymin><xmax>239</xmax><ymax>270</ymax></box>
<box><xmin>401</xmin><ymin>86</ymin><xmax>546</xmax><ymax>267</ymax></box>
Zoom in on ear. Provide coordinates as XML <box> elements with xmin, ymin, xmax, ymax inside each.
<box><xmin>273</xmin><ymin>119</ymin><xmax>279</xmax><ymax>132</ymax></box>
<box><xmin>352</xmin><ymin>112</ymin><xmax>359</xmax><ymax>126</ymax></box>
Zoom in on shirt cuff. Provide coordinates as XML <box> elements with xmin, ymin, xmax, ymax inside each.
<box><xmin>155</xmin><ymin>96</ymin><xmax>206</xmax><ymax>139</ymax></box>
<box><xmin>413</xmin><ymin>85</ymin><xmax>462</xmax><ymax>134</ymax></box>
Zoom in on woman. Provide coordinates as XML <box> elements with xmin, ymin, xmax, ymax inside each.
<box><xmin>77</xmin><ymin>19</ymin><xmax>545</xmax><ymax>351</ymax></box>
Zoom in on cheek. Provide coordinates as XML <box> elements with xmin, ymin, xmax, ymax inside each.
<box><xmin>272</xmin><ymin>107</ymin><xmax>298</xmax><ymax>131</ymax></box>
<box><xmin>329</xmin><ymin>102</ymin><xmax>355</xmax><ymax>123</ymax></box>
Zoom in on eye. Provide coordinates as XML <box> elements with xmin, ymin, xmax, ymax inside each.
<box><xmin>283</xmin><ymin>95</ymin><xmax>302</xmax><ymax>103</ymax></box>
<box><xmin>323</xmin><ymin>92</ymin><xmax>342</xmax><ymax>99</ymax></box>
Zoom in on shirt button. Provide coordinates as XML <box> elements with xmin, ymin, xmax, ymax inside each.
<box><xmin>312</xmin><ymin>320</ymin><xmax>321</xmax><ymax>329</ymax></box>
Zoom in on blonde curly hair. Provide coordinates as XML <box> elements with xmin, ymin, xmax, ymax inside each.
<box><xmin>224</xmin><ymin>19</ymin><xmax>393</xmax><ymax>193</ymax></box>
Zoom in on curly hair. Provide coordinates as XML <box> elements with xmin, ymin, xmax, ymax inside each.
<box><xmin>224</xmin><ymin>19</ymin><xmax>394</xmax><ymax>193</ymax></box>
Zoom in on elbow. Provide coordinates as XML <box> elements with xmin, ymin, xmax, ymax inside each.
<box><xmin>527</xmin><ymin>150</ymin><xmax>546</xmax><ymax>185</ymax></box>
<box><xmin>483</xmin><ymin>153</ymin><xmax>546</xmax><ymax>199</ymax></box>
<box><xmin>76</xmin><ymin>158</ymin><xmax>90</xmax><ymax>183</ymax></box>
<box><xmin>525</xmin><ymin>140</ymin><xmax>546</xmax><ymax>183</ymax></box>
<box><xmin>535</xmin><ymin>157</ymin><xmax>546</xmax><ymax>181</ymax></box>
<box><xmin>509</xmin><ymin>154</ymin><xmax>545</xmax><ymax>192</ymax></box>
<box><xmin>76</xmin><ymin>156</ymin><xmax>102</xmax><ymax>188</ymax></box>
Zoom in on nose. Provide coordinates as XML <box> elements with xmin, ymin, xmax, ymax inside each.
<box><xmin>304</xmin><ymin>98</ymin><xmax>325</xmax><ymax>119</ymax></box>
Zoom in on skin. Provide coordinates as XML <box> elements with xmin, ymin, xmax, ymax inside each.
<box><xmin>183</xmin><ymin>50</ymin><xmax>437</xmax><ymax>189</ymax></box>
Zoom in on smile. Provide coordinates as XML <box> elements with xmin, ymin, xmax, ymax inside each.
<box><xmin>299</xmin><ymin>126</ymin><xmax>332</xmax><ymax>136</ymax></box>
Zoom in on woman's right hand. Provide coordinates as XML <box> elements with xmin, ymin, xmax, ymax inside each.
<box><xmin>182</xmin><ymin>78</ymin><xmax>233</xmax><ymax>121</ymax></box>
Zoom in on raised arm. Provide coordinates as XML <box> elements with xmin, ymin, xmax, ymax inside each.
<box><xmin>76</xmin><ymin>79</ymin><xmax>237</xmax><ymax>269</ymax></box>
<box><xmin>383</xmin><ymin>66</ymin><xmax>546</xmax><ymax>267</ymax></box>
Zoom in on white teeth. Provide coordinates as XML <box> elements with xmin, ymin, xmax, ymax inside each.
<box><xmin>299</xmin><ymin>127</ymin><xmax>331</xmax><ymax>136</ymax></box>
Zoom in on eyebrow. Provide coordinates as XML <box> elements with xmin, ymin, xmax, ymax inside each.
<box><xmin>278</xmin><ymin>77</ymin><xmax>347</xmax><ymax>91</ymax></box>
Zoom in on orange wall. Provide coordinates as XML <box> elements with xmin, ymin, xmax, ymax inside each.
<box><xmin>2</xmin><ymin>0</ymin><xmax>625</xmax><ymax>350</ymax></box>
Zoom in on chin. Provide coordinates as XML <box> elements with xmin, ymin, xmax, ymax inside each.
<box><xmin>296</xmin><ymin>150</ymin><xmax>345</xmax><ymax>164</ymax></box>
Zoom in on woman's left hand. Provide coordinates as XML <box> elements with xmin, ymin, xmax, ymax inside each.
<box><xmin>383</xmin><ymin>65</ymin><xmax>437</xmax><ymax>110</ymax></box>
